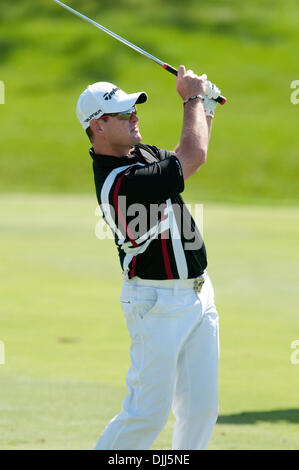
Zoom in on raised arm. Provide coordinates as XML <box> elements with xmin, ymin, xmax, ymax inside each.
<box><xmin>174</xmin><ymin>66</ymin><xmax>209</xmax><ymax>180</ymax></box>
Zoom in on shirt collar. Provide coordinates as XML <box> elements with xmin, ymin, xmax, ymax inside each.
<box><xmin>89</xmin><ymin>147</ymin><xmax>139</xmax><ymax>168</ymax></box>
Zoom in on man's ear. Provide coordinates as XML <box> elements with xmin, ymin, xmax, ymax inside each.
<box><xmin>90</xmin><ymin>118</ymin><xmax>105</xmax><ymax>136</ymax></box>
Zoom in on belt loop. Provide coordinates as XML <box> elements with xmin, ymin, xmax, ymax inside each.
<box><xmin>173</xmin><ymin>279</ymin><xmax>179</xmax><ymax>295</ymax></box>
<box><xmin>172</xmin><ymin>280</ymin><xmax>176</xmax><ymax>295</ymax></box>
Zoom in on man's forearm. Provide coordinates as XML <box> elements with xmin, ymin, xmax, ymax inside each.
<box><xmin>175</xmin><ymin>99</ymin><xmax>209</xmax><ymax>179</ymax></box>
<box><xmin>175</xmin><ymin>114</ymin><xmax>213</xmax><ymax>154</ymax></box>
<box><xmin>180</xmin><ymin>99</ymin><xmax>209</xmax><ymax>159</ymax></box>
<box><xmin>173</xmin><ymin>66</ymin><xmax>210</xmax><ymax>179</ymax></box>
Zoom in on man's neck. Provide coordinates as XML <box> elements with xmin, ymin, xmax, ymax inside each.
<box><xmin>93</xmin><ymin>142</ymin><xmax>134</xmax><ymax>157</ymax></box>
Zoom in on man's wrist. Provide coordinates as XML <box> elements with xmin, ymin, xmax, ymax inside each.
<box><xmin>183</xmin><ymin>94</ymin><xmax>204</xmax><ymax>106</ymax></box>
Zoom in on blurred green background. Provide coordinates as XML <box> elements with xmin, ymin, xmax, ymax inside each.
<box><xmin>1</xmin><ymin>0</ymin><xmax>299</xmax><ymax>451</ymax></box>
<box><xmin>0</xmin><ymin>0</ymin><xmax>298</xmax><ymax>202</ymax></box>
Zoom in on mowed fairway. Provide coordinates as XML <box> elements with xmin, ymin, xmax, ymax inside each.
<box><xmin>0</xmin><ymin>194</ymin><xmax>299</xmax><ymax>450</ymax></box>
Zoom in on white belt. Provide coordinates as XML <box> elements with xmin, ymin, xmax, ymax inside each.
<box><xmin>129</xmin><ymin>271</ymin><xmax>207</xmax><ymax>292</ymax></box>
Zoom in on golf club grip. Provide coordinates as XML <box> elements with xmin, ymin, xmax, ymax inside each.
<box><xmin>163</xmin><ymin>63</ymin><xmax>226</xmax><ymax>105</ymax></box>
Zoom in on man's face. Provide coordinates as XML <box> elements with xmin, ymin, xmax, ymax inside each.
<box><xmin>100</xmin><ymin>107</ymin><xmax>142</xmax><ymax>149</ymax></box>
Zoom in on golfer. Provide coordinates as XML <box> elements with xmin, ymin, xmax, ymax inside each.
<box><xmin>76</xmin><ymin>66</ymin><xmax>220</xmax><ymax>450</ymax></box>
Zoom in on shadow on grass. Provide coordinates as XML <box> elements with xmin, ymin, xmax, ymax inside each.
<box><xmin>218</xmin><ymin>409</ymin><xmax>299</xmax><ymax>425</ymax></box>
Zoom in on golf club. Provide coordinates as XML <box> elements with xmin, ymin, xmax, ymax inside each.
<box><xmin>52</xmin><ymin>0</ymin><xmax>226</xmax><ymax>105</ymax></box>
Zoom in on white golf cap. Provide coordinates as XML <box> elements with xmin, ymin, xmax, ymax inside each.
<box><xmin>76</xmin><ymin>82</ymin><xmax>148</xmax><ymax>130</ymax></box>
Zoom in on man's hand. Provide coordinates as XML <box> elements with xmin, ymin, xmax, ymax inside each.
<box><xmin>204</xmin><ymin>81</ymin><xmax>221</xmax><ymax>118</ymax></box>
<box><xmin>176</xmin><ymin>65</ymin><xmax>207</xmax><ymax>101</ymax></box>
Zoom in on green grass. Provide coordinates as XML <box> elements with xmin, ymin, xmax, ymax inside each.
<box><xmin>0</xmin><ymin>0</ymin><xmax>299</xmax><ymax>203</ymax></box>
<box><xmin>1</xmin><ymin>194</ymin><xmax>299</xmax><ymax>449</ymax></box>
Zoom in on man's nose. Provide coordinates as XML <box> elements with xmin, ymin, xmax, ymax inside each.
<box><xmin>131</xmin><ymin>112</ymin><xmax>138</xmax><ymax>123</ymax></box>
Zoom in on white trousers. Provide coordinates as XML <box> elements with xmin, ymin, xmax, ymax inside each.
<box><xmin>94</xmin><ymin>273</ymin><xmax>219</xmax><ymax>450</ymax></box>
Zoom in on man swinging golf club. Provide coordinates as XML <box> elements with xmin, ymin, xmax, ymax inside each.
<box><xmin>76</xmin><ymin>65</ymin><xmax>220</xmax><ymax>450</ymax></box>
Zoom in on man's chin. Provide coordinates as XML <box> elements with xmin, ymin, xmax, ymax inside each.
<box><xmin>131</xmin><ymin>133</ymin><xmax>142</xmax><ymax>145</ymax></box>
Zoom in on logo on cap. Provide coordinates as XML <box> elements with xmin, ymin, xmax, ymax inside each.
<box><xmin>103</xmin><ymin>87</ymin><xmax>120</xmax><ymax>101</ymax></box>
<box><xmin>84</xmin><ymin>108</ymin><xmax>102</xmax><ymax>123</ymax></box>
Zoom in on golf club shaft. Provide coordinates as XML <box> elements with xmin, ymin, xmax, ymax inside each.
<box><xmin>52</xmin><ymin>0</ymin><xmax>226</xmax><ymax>105</ymax></box>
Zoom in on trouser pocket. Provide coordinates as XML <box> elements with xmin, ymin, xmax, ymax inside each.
<box><xmin>120</xmin><ymin>286</ymin><xmax>159</xmax><ymax>320</ymax></box>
